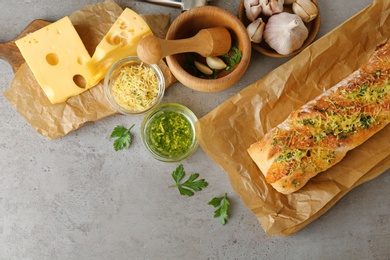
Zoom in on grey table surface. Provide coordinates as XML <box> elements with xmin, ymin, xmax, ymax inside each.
<box><xmin>1</xmin><ymin>0</ymin><xmax>389</xmax><ymax>259</ymax></box>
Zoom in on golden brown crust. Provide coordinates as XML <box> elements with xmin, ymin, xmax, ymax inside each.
<box><xmin>248</xmin><ymin>41</ymin><xmax>390</xmax><ymax>195</ymax></box>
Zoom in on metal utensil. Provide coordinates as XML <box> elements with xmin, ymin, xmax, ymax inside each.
<box><xmin>135</xmin><ymin>0</ymin><xmax>212</xmax><ymax>11</ymax></box>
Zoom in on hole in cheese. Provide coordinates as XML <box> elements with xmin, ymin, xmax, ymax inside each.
<box><xmin>46</xmin><ymin>53</ymin><xmax>59</xmax><ymax>66</ymax></box>
<box><xmin>105</xmin><ymin>32</ymin><xmax>130</xmax><ymax>46</ymax></box>
<box><xmin>119</xmin><ymin>21</ymin><xmax>128</xmax><ymax>30</ymax></box>
<box><xmin>73</xmin><ymin>74</ymin><xmax>87</xmax><ymax>89</ymax></box>
<box><xmin>77</xmin><ymin>56</ymin><xmax>88</xmax><ymax>65</ymax></box>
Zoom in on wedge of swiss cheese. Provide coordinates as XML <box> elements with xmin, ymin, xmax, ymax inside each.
<box><xmin>15</xmin><ymin>8</ymin><xmax>152</xmax><ymax>104</ymax></box>
<box><xmin>16</xmin><ymin>17</ymin><xmax>94</xmax><ymax>104</ymax></box>
<box><xmin>86</xmin><ymin>8</ymin><xmax>152</xmax><ymax>85</ymax></box>
<box><xmin>248</xmin><ymin>41</ymin><xmax>390</xmax><ymax>195</ymax></box>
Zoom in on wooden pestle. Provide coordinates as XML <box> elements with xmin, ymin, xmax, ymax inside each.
<box><xmin>136</xmin><ymin>27</ymin><xmax>231</xmax><ymax>64</ymax></box>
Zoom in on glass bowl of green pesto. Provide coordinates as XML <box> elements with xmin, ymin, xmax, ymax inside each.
<box><xmin>141</xmin><ymin>103</ymin><xmax>198</xmax><ymax>162</ymax></box>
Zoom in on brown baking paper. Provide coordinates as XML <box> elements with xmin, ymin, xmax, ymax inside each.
<box><xmin>3</xmin><ymin>0</ymin><xmax>175</xmax><ymax>139</ymax></box>
<box><xmin>196</xmin><ymin>0</ymin><xmax>390</xmax><ymax>236</ymax></box>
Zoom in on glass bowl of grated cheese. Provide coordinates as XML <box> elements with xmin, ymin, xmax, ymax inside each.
<box><xmin>104</xmin><ymin>56</ymin><xmax>165</xmax><ymax>115</ymax></box>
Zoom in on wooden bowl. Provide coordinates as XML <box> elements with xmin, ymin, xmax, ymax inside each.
<box><xmin>238</xmin><ymin>0</ymin><xmax>321</xmax><ymax>58</ymax></box>
<box><xmin>165</xmin><ymin>6</ymin><xmax>251</xmax><ymax>92</ymax></box>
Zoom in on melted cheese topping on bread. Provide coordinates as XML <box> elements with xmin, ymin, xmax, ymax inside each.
<box><xmin>248</xmin><ymin>42</ymin><xmax>390</xmax><ymax>194</ymax></box>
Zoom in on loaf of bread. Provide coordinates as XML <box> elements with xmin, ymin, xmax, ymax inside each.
<box><xmin>248</xmin><ymin>41</ymin><xmax>390</xmax><ymax>195</ymax></box>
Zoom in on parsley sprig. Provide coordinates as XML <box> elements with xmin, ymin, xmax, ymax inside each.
<box><xmin>208</xmin><ymin>193</ymin><xmax>230</xmax><ymax>225</ymax></box>
<box><xmin>110</xmin><ymin>124</ymin><xmax>134</xmax><ymax>151</ymax></box>
<box><xmin>168</xmin><ymin>164</ymin><xmax>208</xmax><ymax>197</ymax></box>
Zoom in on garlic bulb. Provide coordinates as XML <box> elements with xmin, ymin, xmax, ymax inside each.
<box><xmin>247</xmin><ymin>18</ymin><xmax>265</xmax><ymax>43</ymax></box>
<box><xmin>244</xmin><ymin>0</ymin><xmax>263</xmax><ymax>21</ymax></box>
<box><xmin>284</xmin><ymin>0</ymin><xmax>295</xmax><ymax>4</ymax></box>
<box><xmin>292</xmin><ymin>0</ymin><xmax>318</xmax><ymax>23</ymax></box>
<box><xmin>263</xmin><ymin>12</ymin><xmax>308</xmax><ymax>55</ymax></box>
<box><xmin>261</xmin><ymin>0</ymin><xmax>284</xmax><ymax>16</ymax></box>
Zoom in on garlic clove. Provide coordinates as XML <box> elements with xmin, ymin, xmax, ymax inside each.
<box><xmin>292</xmin><ymin>0</ymin><xmax>318</xmax><ymax>23</ymax></box>
<box><xmin>246</xmin><ymin>18</ymin><xmax>265</xmax><ymax>43</ymax></box>
<box><xmin>206</xmin><ymin>56</ymin><xmax>227</xmax><ymax>70</ymax></box>
<box><xmin>244</xmin><ymin>0</ymin><xmax>262</xmax><ymax>21</ymax></box>
<box><xmin>247</xmin><ymin>5</ymin><xmax>263</xmax><ymax>22</ymax></box>
<box><xmin>270</xmin><ymin>0</ymin><xmax>284</xmax><ymax>13</ymax></box>
<box><xmin>261</xmin><ymin>0</ymin><xmax>284</xmax><ymax>16</ymax></box>
<box><xmin>263</xmin><ymin>12</ymin><xmax>309</xmax><ymax>55</ymax></box>
<box><xmin>194</xmin><ymin>61</ymin><xmax>213</xmax><ymax>75</ymax></box>
<box><xmin>259</xmin><ymin>0</ymin><xmax>272</xmax><ymax>16</ymax></box>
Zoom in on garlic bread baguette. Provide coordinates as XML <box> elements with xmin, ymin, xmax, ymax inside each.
<box><xmin>248</xmin><ymin>41</ymin><xmax>390</xmax><ymax>195</ymax></box>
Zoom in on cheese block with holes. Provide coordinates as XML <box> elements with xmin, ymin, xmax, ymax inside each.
<box><xmin>15</xmin><ymin>16</ymin><xmax>94</xmax><ymax>104</ymax></box>
<box><xmin>248</xmin><ymin>41</ymin><xmax>390</xmax><ymax>195</ymax></box>
<box><xmin>86</xmin><ymin>8</ymin><xmax>153</xmax><ymax>85</ymax></box>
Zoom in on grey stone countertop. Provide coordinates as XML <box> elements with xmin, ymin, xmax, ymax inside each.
<box><xmin>1</xmin><ymin>0</ymin><xmax>389</xmax><ymax>259</ymax></box>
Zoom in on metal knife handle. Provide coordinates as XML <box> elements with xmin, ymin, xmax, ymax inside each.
<box><xmin>138</xmin><ymin>0</ymin><xmax>182</xmax><ymax>9</ymax></box>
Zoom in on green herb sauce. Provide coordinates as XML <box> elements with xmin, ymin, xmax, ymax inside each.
<box><xmin>146</xmin><ymin>110</ymin><xmax>194</xmax><ymax>158</ymax></box>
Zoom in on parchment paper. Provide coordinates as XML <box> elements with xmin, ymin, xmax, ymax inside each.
<box><xmin>196</xmin><ymin>0</ymin><xmax>390</xmax><ymax>236</ymax></box>
<box><xmin>3</xmin><ymin>0</ymin><xmax>175</xmax><ymax>139</ymax></box>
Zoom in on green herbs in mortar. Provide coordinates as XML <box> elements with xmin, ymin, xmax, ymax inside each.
<box><xmin>184</xmin><ymin>41</ymin><xmax>243</xmax><ymax>79</ymax></box>
<box><xmin>145</xmin><ymin>110</ymin><xmax>195</xmax><ymax>159</ymax></box>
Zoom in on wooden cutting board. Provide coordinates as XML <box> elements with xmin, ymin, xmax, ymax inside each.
<box><xmin>0</xmin><ymin>19</ymin><xmax>51</xmax><ymax>73</ymax></box>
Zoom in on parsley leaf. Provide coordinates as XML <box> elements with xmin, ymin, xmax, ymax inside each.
<box><xmin>110</xmin><ymin>124</ymin><xmax>134</xmax><ymax>151</ymax></box>
<box><xmin>208</xmin><ymin>193</ymin><xmax>229</xmax><ymax>225</ymax></box>
<box><xmin>168</xmin><ymin>164</ymin><xmax>208</xmax><ymax>197</ymax></box>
